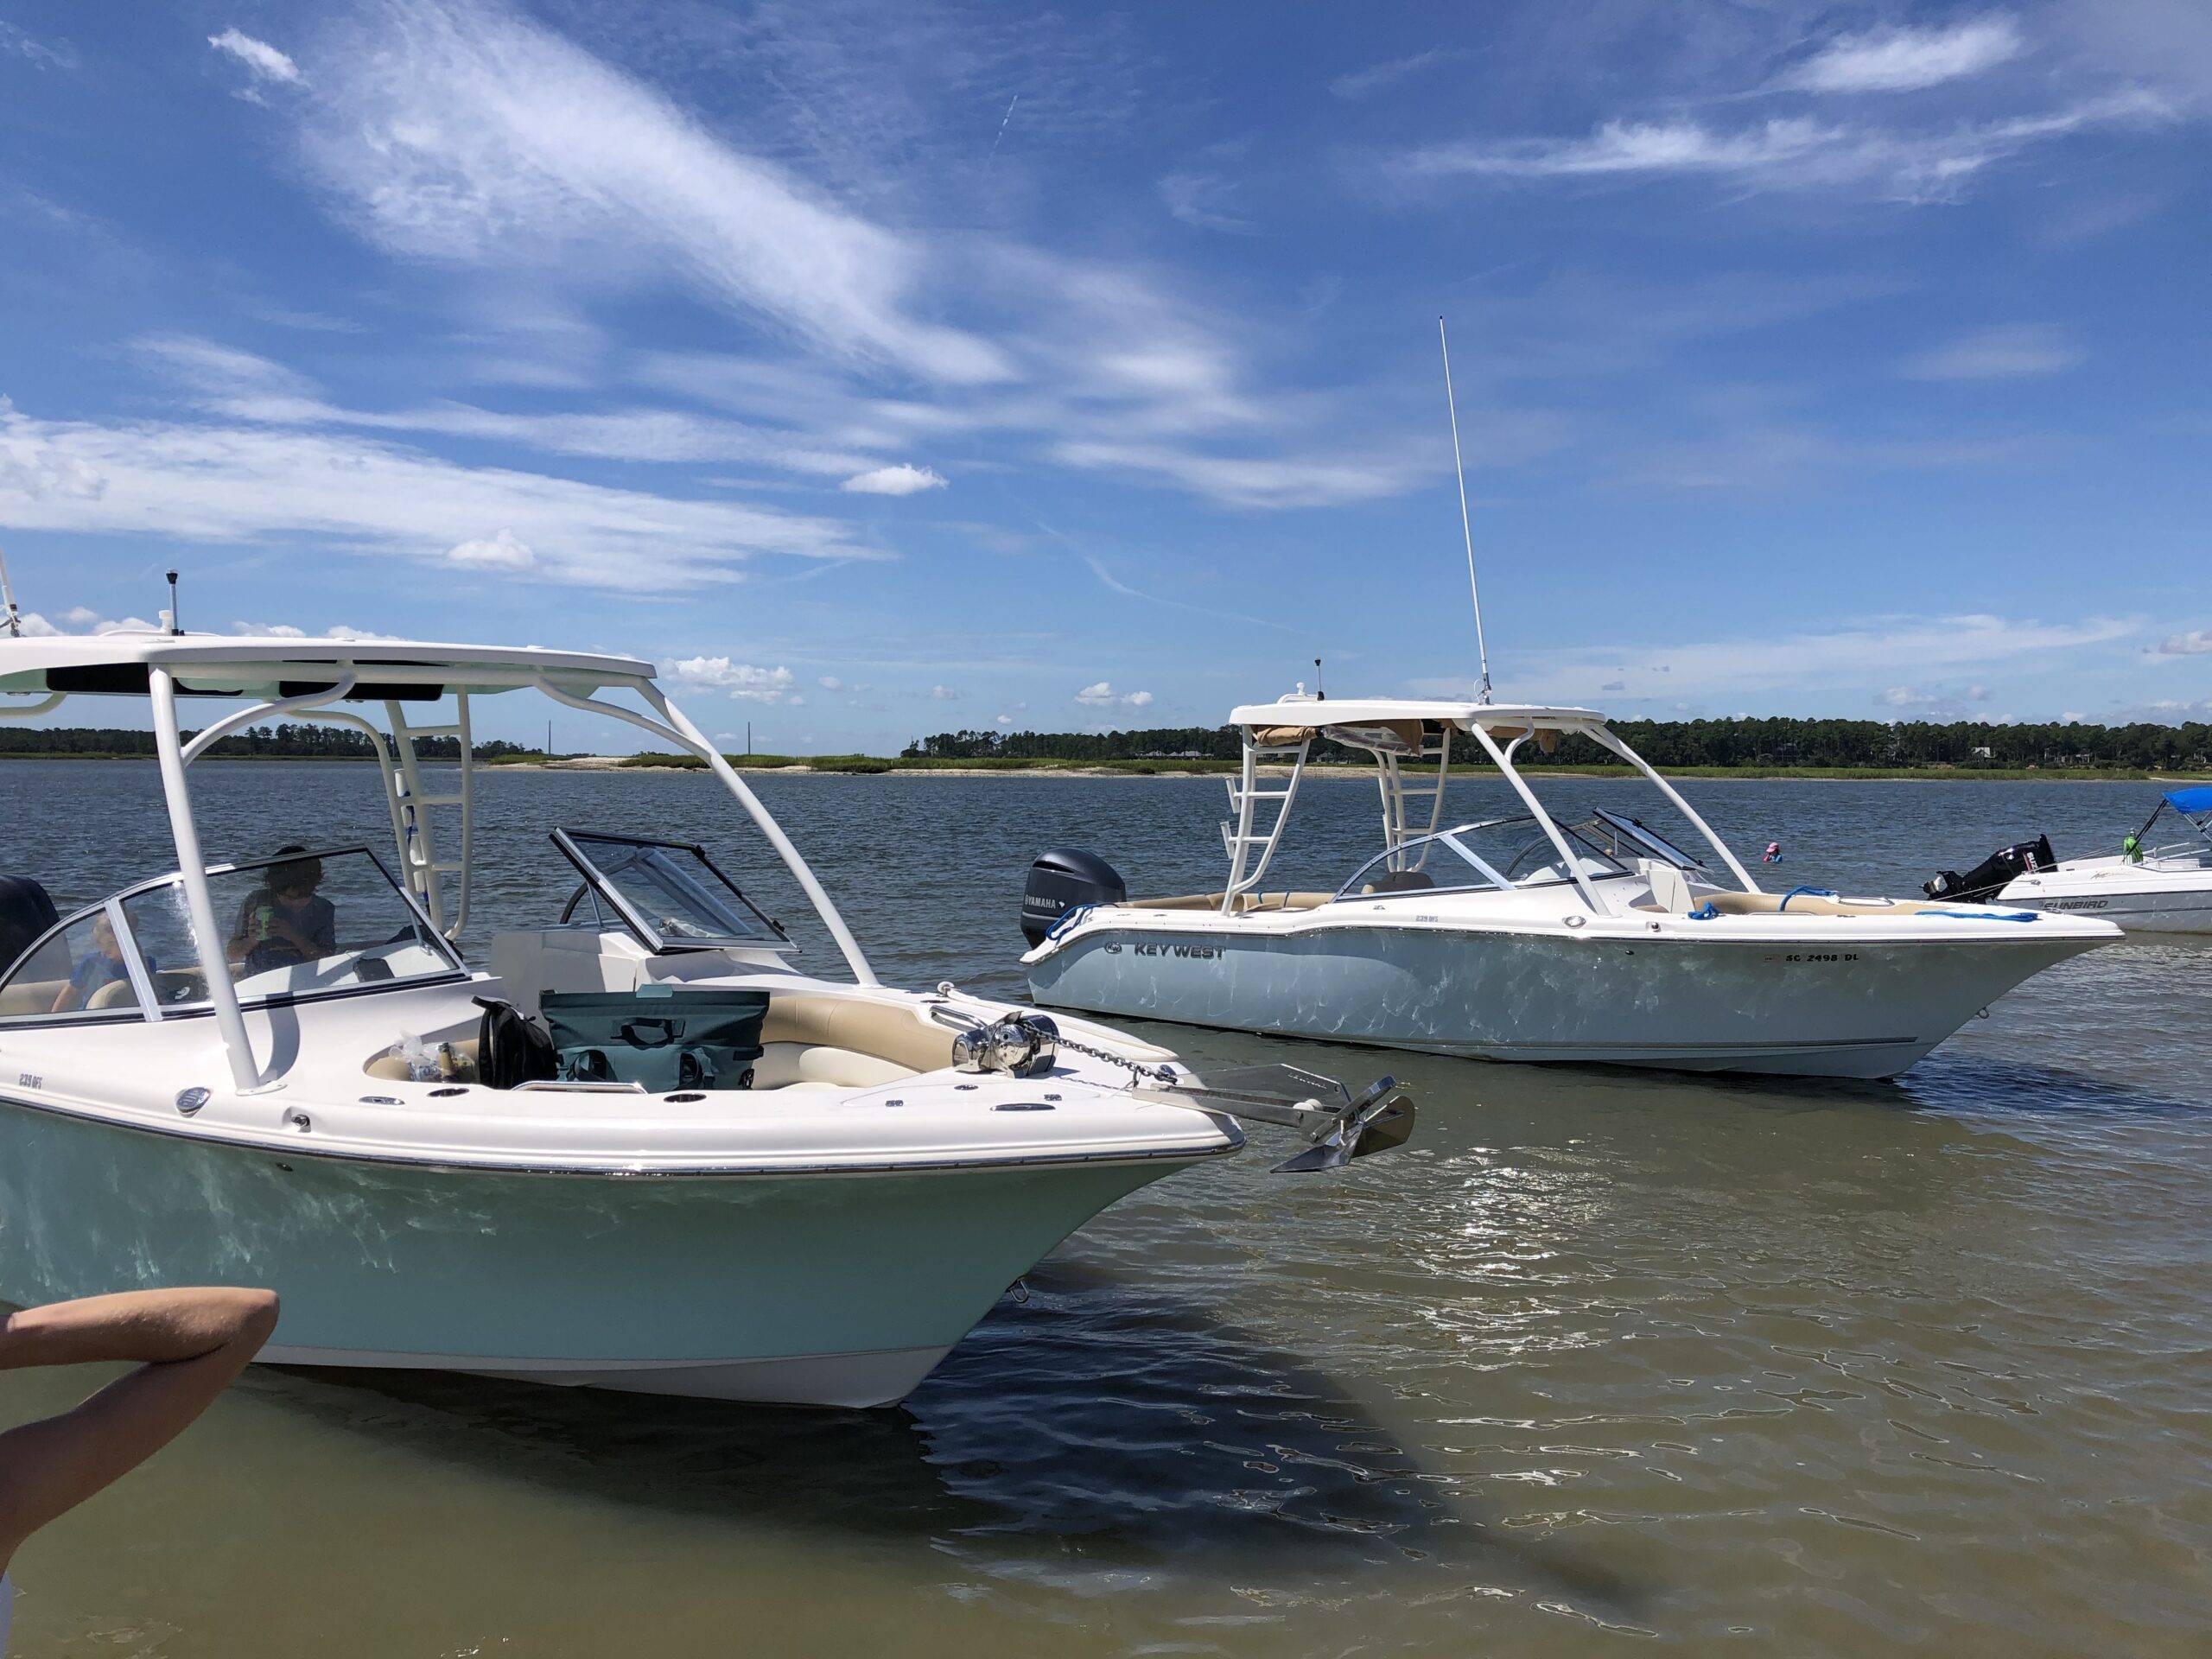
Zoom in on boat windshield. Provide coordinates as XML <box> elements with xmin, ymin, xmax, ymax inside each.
<box><xmin>0</xmin><ymin>847</ymin><xmax>463</xmax><ymax>1026</ymax></box>
<box><xmin>553</xmin><ymin>830</ymin><xmax>791</xmax><ymax>953</ymax></box>
<box><xmin>1337</xmin><ymin>810</ymin><xmax>1697</xmax><ymax>899</ymax></box>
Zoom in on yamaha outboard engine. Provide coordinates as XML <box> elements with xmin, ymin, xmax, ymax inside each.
<box><xmin>1021</xmin><ymin>849</ymin><xmax>1126</xmax><ymax>946</ymax></box>
<box><xmin>1925</xmin><ymin>834</ymin><xmax>2055</xmax><ymax>904</ymax></box>
<box><xmin>0</xmin><ymin>875</ymin><xmax>59</xmax><ymax>975</ymax></box>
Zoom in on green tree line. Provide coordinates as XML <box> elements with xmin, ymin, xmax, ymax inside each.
<box><xmin>906</xmin><ymin>717</ymin><xmax>2212</xmax><ymax>772</ymax></box>
<box><xmin>0</xmin><ymin>723</ymin><xmax>537</xmax><ymax>760</ymax></box>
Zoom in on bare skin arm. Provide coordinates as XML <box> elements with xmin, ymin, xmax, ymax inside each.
<box><xmin>0</xmin><ymin>1288</ymin><xmax>278</xmax><ymax>1572</ymax></box>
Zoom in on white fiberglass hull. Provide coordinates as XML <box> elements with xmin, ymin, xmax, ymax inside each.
<box><xmin>0</xmin><ymin>1083</ymin><xmax>1221</xmax><ymax>1408</ymax></box>
<box><xmin>1027</xmin><ymin>917</ymin><xmax>2105</xmax><ymax>1079</ymax></box>
<box><xmin>1999</xmin><ymin>859</ymin><xmax>2212</xmax><ymax>934</ymax></box>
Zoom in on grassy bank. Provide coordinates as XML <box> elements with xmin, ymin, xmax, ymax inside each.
<box><xmin>618</xmin><ymin>753</ymin><xmax>2212</xmax><ymax>782</ymax></box>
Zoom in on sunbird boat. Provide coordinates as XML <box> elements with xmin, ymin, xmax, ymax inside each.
<box><xmin>1017</xmin><ymin>691</ymin><xmax>2120</xmax><ymax>1079</ymax></box>
<box><xmin>1927</xmin><ymin>785</ymin><xmax>2212</xmax><ymax>933</ymax></box>
<box><xmin>0</xmin><ymin>627</ymin><xmax>1410</xmax><ymax>1407</ymax></box>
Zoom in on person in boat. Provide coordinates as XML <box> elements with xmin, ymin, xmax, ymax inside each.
<box><xmin>231</xmin><ymin>848</ymin><xmax>337</xmax><ymax>975</ymax></box>
<box><xmin>48</xmin><ymin>912</ymin><xmax>131</xmax><ymax>1015</ymax></box>
<box><xmin>0</xmin><ymin>1287</ymin><xmax>278</xmax><ymax>1647</ymax></box>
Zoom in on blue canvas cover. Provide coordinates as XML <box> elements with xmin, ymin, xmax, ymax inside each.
<box><xmin>2161</xmin><ymin>785</ymin><xmax>2212</xmax><ymax>817</ymax></box>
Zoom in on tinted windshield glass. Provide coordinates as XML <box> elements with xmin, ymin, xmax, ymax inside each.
<box><xmin>0</xmin><ymin>908</ymin><xmax>143</xmax><ymax>1023</ymax></box>
<box><xmin>1338</xmin><ymin>817</ymin><xmax>1643</xmax><ymax>899</ymax></box>
<box><xmin>122</xmin><ymin>848</ymin><xmax>459</xmax><ymax>1009</ymax></box>
<box><xmin>558</xmin><ymin>832</ymin><xmax>786</xmax><ymax>950</ymax></box>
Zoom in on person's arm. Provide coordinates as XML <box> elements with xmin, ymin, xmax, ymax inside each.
<box><xmin>0</xmin><ymin>1288</ymin><xmax>278</xmax><ymax>1568</ymax></box>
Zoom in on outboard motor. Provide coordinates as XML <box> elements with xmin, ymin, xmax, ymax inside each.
<box><xmin>0</xmin><ymin>875</ymin><xmax>58</xmax><ymax>976</ymax></box>
<box><xmin>1925</xmin><ymin>834</ymin><xmax>2056</xmax><ymax>904</ymax></box>
<box><xmin>1020</xmin><ymin>849</ymin><xmax>1125</xmax><ymax>946</ymax></box>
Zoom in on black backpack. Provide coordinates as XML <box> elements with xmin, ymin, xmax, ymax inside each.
<box><xmin>473</xmin><ymin>996</ymin><xmax>560</xmax><ymax>1090</ymax></box>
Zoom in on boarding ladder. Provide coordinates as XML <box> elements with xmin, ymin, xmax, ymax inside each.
<box><xmin>1374</xmin><ymin>728</ymin><xmax>1453</xmax><ymax>874</ymax></box>
<box><xmin>379</xmin><ymin>696</ymin><xmax>475</xmax><ymax>941</ymax></box>
<box><xmin>1220</xmin><ymin>730</ymin><xmax>1311</xmax><ymax>912</ymax></box>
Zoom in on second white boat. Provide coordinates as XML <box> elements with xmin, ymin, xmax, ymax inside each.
<box><xmin>1020</xmin><ymin>693</ymin><xmax>2120</xmax><ymax>1079</ymax></box>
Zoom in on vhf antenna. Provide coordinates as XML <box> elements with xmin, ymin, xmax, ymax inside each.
<box><xmin>0</xmin><ymin>543</ymin><xmax>21</xmax><ymax>639</ymax></box>
<box><xmin>1438</xmin><ymin>316</ymin><xmax>1491</xmax><ymax>704</ymax></box>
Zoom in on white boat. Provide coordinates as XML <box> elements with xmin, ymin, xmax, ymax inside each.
<box><xmin>1929</xmin><ymin>786</ymin><xmax>2212</xmax><ymax>933</ymax></box>
<box><xmin>0</xmin><ymin>627</ymin><xmax>1410</xmax><ymax>1407</ymax></box>
<box><xmin>1018</xmin><ymin>693</ymin><xmax>2120</xmax><ymax>1079</ymax></box>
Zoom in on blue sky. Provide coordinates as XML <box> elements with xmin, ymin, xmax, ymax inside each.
<box><xmin>1</xmin><ymin>0</ymin><xmax>2208</xmax><ymax>751</ymax></box>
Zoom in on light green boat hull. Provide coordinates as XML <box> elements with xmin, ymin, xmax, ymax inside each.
<box><xmin>0</xmin><ymin>1097</ymin><xmax>1186</xmax><ymax>1406</ymax></box>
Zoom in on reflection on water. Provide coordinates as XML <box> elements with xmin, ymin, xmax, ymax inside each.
<box><xmin>2</xmin><ymin>764</ymin><xmax>2208</xmax><ymax>1656</ymax></box>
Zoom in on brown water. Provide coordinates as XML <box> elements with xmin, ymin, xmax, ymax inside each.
<box><xmin>3</xmin><ymin>764</ymin><xmax>2207</xmax><ymax>1656</ymax></box>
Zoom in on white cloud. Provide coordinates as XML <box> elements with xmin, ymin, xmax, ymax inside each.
<box><xmin>1901</xmin><ymin>324</ymin><xmax>2084</xmax><ymax>379</ymax></box>
<box><xmin>658</xmin><ymin>658</ymin><xmax>802</xmax><ymax>702</ymax></box>
<box><xmin>1877</xmin><ymin>683</ymin><xmax>1993</xmax><ymax>713</ymax></box>
<box><xmin>445</xmin><ymin>527</ymin><xmax>536</xmax><ymax>569</ymax></box>
<box><xmin>2150</xmin><ymin>629</ymin><xmax>2212</xmax><ymax>657</ymax></box>
<box><xmin>0</xmin><ymin>397</ymin><xmax>874</xmax><ymax>592</ymax></box>
<box><xmin>1</xmin><ymin>22</ymin><xmax>77</xmax><ymax>71</ymax></box>
<box><xmin>13</xmin><ymin>607</ymin><xmax>156</xmax><ymax>637</ymax></box>
<box><xmin>928</xmin><ymin>684</ymin><xmax>961</xmax><ymax>700</ymax></box>
<box><xmin>817</xmin><ymin>675</ymin><xmax>843</xmax><ymax>690</ymax></box>
<box><xmin>207</xmin><ymin>27</ymin><xmax>302</xmax><ymax>86</ymax></box>
<box><xmin>1394</xmin><ymin>92</ymin><xmax>2174</xmax><ymax>202</ymax></box>
<box><xmin>1073</xmin><ymin>681</ymin><xmax>1154</xmax><ymax>709</ymax></box>
<box><xmin>251</xmin><ymin>3</ymin><xmax>1463</xmax><ymax>515</ymax></box>
<box><xmin>1159</xmin><ymin>172</ymin><xmax>1255</xmax><ymax>234</ymax></box>
<box><xmin>301</xmin><ymin>0</ymin><xmax>1007</xmax><ymax>385</ymax></box>
<box><xmin>1331</xmin><ymin>49</ymin><xmax>1452</xmax><ymax>100</ymax></box>
<box><xmin>1783</xmin><ymin>16</ymin><xmax>2024</xmax><ymax>94</ymax></box>
<box><xmin>995</xmin><ymin>713</ymin><xmax>1014</xmax><ymax>725</ymax></box>
<box><xmin>840</xmin><ymin>463</ymin><xmax>946</xmax><ymax>495</ymax></box>
<box><xmin>231</xmin><ymin>620</ymin><xmax>398</xmax><ymax>642</ymax></box>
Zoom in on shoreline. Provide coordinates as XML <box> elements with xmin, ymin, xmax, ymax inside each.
<box><xmin>4</xmin><ymin>753</ymin><xmax>2207</xmax><ymax>783</ymax></box>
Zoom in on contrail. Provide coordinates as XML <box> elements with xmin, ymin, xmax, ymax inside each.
<box><xmin>987</xmin><ymin>94</ymin><xmax>1020</xmax><ymax>161</ymax></box>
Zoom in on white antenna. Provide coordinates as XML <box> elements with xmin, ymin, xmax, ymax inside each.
<box><xmin>1437</xmin><ymin>316</ymin><xmax>1491</xmax><ymax>703</ymax></box>
<box><xmin>0</xmin><ymin>543</ymin><xmax>22</xmax><ymax>639</ymax></box>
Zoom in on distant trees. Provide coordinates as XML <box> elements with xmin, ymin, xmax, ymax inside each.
<box><xmin>0</xmin><ymin>723</ymin><xmax>537</xmax><ymax>761</ymax></box>
<box><xmin>904</xmin><ymin>718</ymin><xmax>2212</xmax><ymax>772</ymax></box>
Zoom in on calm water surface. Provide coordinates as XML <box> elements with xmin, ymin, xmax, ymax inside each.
<box><xmin>2</xmin><ymin>762</ymin><xmax>2207</xmax><ymax>1656</ymax></box>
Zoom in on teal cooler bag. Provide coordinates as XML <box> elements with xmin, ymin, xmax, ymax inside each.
<box><xmin>539</xmin><ymin>988</ymin><xmax>770</xmax><ymax>1091</ymax></box>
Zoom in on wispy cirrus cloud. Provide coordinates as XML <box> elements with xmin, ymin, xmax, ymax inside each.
<box><xmin>0</xmin><ymin>396</ymin><xmax>874</xmax><ymax>590</ymax></box>
<box><xmin>1779</xmin><ymin>16</ymin><xmax>2024</xmax><ymax>94</ymax></box>
<box><xmin>1391</xmin><ymin>92</ymin><xmax>2174</xmax><ymax>202</ymax></box>
<box><xmin>1331</xmin><ymin>48</ymin><xmax>1454</xmax><ymax>100</ymax></box>
<box><xmin>1901</xmin><ymin>324</ymin><xmax>2084</xmax><ymax>379</ymax></box>
<box><xmin>1</xmin><ymin>20</ymin><xmax>77</xmax><ymax>70</ymax></box>
<box><xmin>251</xmin><ymin>0</ymin><xmax>1461</xmax><ymax>512</ymax></box>
<box><xmin>207</xmin><ymin>27</ymin><xmax>302</xmax><ymax>92</ymax></box>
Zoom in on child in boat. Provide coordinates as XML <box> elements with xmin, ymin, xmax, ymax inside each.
<box><xmin>48</xmin><ymin>912</ymin><xmax>131</xmax><ymax>1014</ymax></box>
<box><xmin>236</xmin><ymin>849</ymin><xmax>337</xmax><ymax>974</ymax></box>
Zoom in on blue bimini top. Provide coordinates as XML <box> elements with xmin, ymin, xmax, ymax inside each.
<box><xmin>2162</xmin><ymin>785</ymin><xmax>2212</xmax><ymax>817</ymax></box>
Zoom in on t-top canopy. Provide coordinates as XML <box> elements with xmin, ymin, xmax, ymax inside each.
<box><xmin>0</xmin><ymin>631</ymin><xmax>655</xmax><ymax>701</ymax></box>
<box><xmin>1227</xmin><ymin>696</ymin><xmax>1606</xmax><ymax>733</ymax></box>
<box><xmin>2163</xmin><ymin>785</ymin><xmax>2212</xmax><ymax>817</ymax></box>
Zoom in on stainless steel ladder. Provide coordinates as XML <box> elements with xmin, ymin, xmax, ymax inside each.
<box><xmin>1220</xmin><ymin>730</ymin><xmax>1311</xmax><ymax>912</ymax></box>
<box><xmin>1375</xmin><ymin>728</ymin><xmax>1453</xmax><ymax>871</ymax></box>
<box><xmin>380</xmin><ymin>695</ymin><xmax>474</xmax><ymax>940</ymax></box>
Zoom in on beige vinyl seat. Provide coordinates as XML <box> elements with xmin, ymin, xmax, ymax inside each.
<box><xmin>365</xmin><ymin>991</ymin><xmax>963</xmax><ymax>1090</ymax></box>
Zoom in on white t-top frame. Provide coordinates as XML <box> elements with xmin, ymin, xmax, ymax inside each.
<box><xmin>1217</xmin><ymin>696</ymin><xmax>1764</xmax><ymax>910</ymax></box>
<box><xmin>0</xmin><ymin>633</ymin><xmax>878</xmax><ymax>1092</ymax></box>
